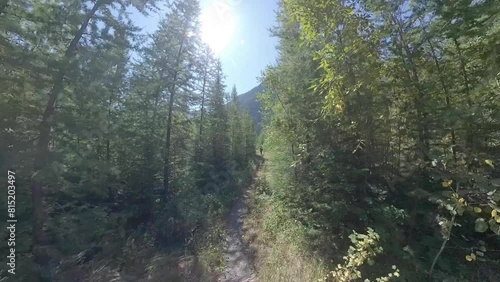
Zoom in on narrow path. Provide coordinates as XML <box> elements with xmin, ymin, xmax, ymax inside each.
<box><xmin>217</xmin><ymin>161</ymin><xmax>261</xmax><ymax>282</ymax></box>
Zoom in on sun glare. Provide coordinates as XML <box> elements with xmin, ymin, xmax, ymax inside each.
<box><xmin>200</xmin><ymin>4</ymin><xmax>236</xmax><ymax>55</ymax></box>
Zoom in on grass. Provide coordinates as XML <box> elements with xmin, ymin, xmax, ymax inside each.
<box><xmin>242</xmin><ymin>154</ymin><xmax>327</xmax><ymax>282</ymax></box>
<box><xmin>56</xmin><ymin>247</ymin><xmax>209</xmax><ymax>282</ymax></box>
<box><xmin>194</xmin><ymin>219</ymin><xmax>227</xmax><ymax>281</ymax></box>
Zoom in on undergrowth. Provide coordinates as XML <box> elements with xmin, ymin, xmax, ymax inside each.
<box><xmin>243</xmin><ymin>158</ymin><xmax>326</xmax><ymax>282</ymax></box>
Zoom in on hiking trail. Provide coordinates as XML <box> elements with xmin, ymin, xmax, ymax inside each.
<box><xmin>217</xmin><ymin>161</ymin><xmax>262</xmax><ymax>282</ymax></box>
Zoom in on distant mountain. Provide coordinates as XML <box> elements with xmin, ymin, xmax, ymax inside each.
<box><xmin>236</xmin><ymin>83</ymin><xmax>264</xmax><ymax>134</ymax></box>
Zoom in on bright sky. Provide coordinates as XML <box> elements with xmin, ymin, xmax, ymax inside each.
<box><xmin>130</xmin><ymin>0</ymin><xmax>279</xmax><ymax>94</ymax></box>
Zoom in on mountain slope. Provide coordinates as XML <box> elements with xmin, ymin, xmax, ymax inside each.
<box><xmin>237</xmin><ymin>83</ymin><xmax>264</xmax><ymax>134</ymax></box>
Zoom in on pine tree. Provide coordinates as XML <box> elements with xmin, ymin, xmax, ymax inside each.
<box><xmin>206</xmin><ymin>60</ymin><xmax>229</xmax><ymax>171</ymax></box>
<box><xmin>228</xmin><ymin>85</ymin><xmax>245</xmax><ymax>167</ymax></box>
<box><xmin>1</xmin><ymin>0</ymin><xmax>158</xmax><ymax>275</ymax></box>
<box><xmin>0</xmin><ymin>0</ymin><xmax>259</xmax><ymax>279</ymax></box>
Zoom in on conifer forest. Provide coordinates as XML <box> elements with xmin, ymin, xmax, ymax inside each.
<box><xmin>1</xmin><ymin>0</ymin><xmax>500</xmax><ymax>281</ymax></box>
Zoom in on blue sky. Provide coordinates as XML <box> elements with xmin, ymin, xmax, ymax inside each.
<box><xmin>130</xmin><ymin>0</ymin><xmax>279</xmax><ymax>94</ymax></box>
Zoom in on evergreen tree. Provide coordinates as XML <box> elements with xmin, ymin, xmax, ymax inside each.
<box><xmin>206</xmin><ymin>60</ymin><xmax>229</xmax><ymax>172</ymax></box>
<box><xmin>0</xmin><ymin>0</ymin><xmax>259</xmax><ymax>280</ymax></box>
<box><xmin>228</xmin><ymin>85</ymin><xmax>245</xmax><ymax>167</ymax></box>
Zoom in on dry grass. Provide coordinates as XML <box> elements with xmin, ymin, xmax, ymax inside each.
<box><xmin>56</xmin><ymin>251</ymin><xmax>204</xmax><ymax>282</ymax></box>
<box><xmin>54</xmin><ymin>239</ymin><xmax>219</xmax><ymax>282</ymax></box>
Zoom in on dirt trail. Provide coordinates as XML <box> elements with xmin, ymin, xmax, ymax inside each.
<box><xmin>217</xmin><ymin>162</ymin><xmax>261</xmax><ymax>282</ymax></box>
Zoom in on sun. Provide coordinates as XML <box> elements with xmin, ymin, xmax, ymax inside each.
<box><xmin>200</xmin><ymin>4</ymin><xmax>236</xmax><ymax>55</ymax></box>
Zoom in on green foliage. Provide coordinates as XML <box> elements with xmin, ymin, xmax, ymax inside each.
<box><xmin>260</xmin><ymin>0</ymin><xmax>500</xmax><ymax>280</ymax></box>
<box><xmin>0</xmin><ymin>0</ymin><xmax>257</xmax><ymax>279</ymax></box>
<box><xmin>196</xmin><ymin>221</ymin><xmax>227</xmax><ymax>274</ymax></box>
<box><xmin>322</xmin><ymin>228</ymin><xmax>400</xmax><ymax>282</ymax></box>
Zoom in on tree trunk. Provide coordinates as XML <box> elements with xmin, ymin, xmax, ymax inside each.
<box><xmin>163</xmin><ymin>83</ymin><xmax>176</xmax><ymax>195</ymax></box>
<box><xmin>163</xmin><ymin>34</ymin><xmax>186</xmax><ymax>195</ymax></box>
<box><xmin>391</xmin><ymin>12</ymin><xmax>430</xmax><ymax>161</ymax></box>
<box><xmin>199</xmin><ymin>68</ymin><xmax>207</xmax><ymax>143</ymax></box>
<box><xmin>427</xmin><ymin>37</ymin><xmax>457</xmax><ymax>160</ymax></box>
<box><xmin>106</xmin><ymin>92</ymin><xmax>112</xmax><ymax>164</ymax></box>
<box><xmin>31</xmin><ymin>0</ymin><xmax>104</xmax><ymax>266</ymax></box>
<box><xmin>146</xmin><ymin>71</ymin><xmax>166</xmax><ymax>168</ymax></box>
<box><xmin>453</xmin><ymin>37</ymin><xmax>475</xmax><ymax>151</ymax></box>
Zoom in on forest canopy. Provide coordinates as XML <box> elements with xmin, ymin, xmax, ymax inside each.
<box><xmin>1</xmin><ymin>0</ymin><xmax>256</xmax><ymax>280</ymax></box>
<box><xmin>1</xmin><ymin>0</ymin><xmax>500</xmax><ymax>281</ymax></box>
<box><xmin>258</xmin><ymin>0</ymin><xmax>500</xmax><ymax>280</ymax></box>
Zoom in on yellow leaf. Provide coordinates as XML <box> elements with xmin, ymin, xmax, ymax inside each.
<box><xmin>471</xmin><ymin>253</ymin><xmax>477</xmax><ymax>260</ymax></box>
<box><xmin>466</xmin><ymin>255</ymin><xmax>473</xmax><ymax>261</ymax></box>
<box><xmin>459</xmin><ymin>198</ymin><xmax>468</xmax><ymax>206</ymax></box>
<box><xmin>485</xmin><ymin>159</ymin><xmax>495</xmax><ymax>168</ymax></box>
<box><xmin>442</xmin><ymin>180</ymin><xmax>453</xmax><ymax>188</ymax></box>
<box><xmin>492</xmin><ymin>210</ymin><xmax>498</xmax><ymax>218</ymax></box>
<box><xmin>474</xmin><ymin>207</ymin><xmax>482</xmax><ymax>213</ymax></box>
<box><xmin>495</xmin><ymin>215</ymin><xmax>500</xmax><ymax>223</ymax></box>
